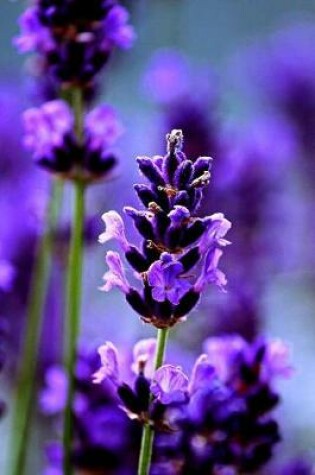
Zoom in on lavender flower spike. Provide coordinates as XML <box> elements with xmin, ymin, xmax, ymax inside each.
<box><xmin>100</xmin><ymin>129</ymin><xmax>231</xmax><ymax>328</ymax></box>
<box><xmin>92</xmin><ymin>342</ymin><xmax>119</xmax><ymax>384</ymax></box>
<box><xmin>151</xmin><ymin>365</ymin><xmax>189</xmax><ymax>404</ymax></box>
<box><xmin>23</xmin><ymin>100</ymin><xmax>122</xmax><ymax>180</ymax></box>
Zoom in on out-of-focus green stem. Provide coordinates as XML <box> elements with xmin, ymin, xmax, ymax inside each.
<box><xmin>62</xmin><ymin>180</ymin><xmax>85</xmax><ymax>475</ymax></box>
<box><xmin>137</xmin><ymin>328</ymin><xmax>170</xmax><ymax>475</ymax></box>
<box><xmin>62</xmin><ymin>86</ymin><xmax>85</xmax><ymax>475</ymax></box>
<box><xmin>9</xmin><ymin>178</ymin><xmax>63</xmax><ymax>475</ymax></box>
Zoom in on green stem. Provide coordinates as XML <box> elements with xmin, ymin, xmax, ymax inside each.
<box><xmin>9</xmin><ymin>178</ymin><xmax>63</xmax><ymax>475</ymax></box>
<box><xmin>62</xmin><ymin>85</ymin><xmax>85</xmax><ymax>475</ymax></box>
<box><xmin>137</xmin><ymin>328</ymin><xmax>169</xmax><ymax>475</ymax></box>
<box><xmin>62</xmin><ymin>180</ymin><xmax>85</xmax><ymax>475</ymax></box>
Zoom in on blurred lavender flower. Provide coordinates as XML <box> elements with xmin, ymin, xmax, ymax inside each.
<box><xmin>238</xmin><ymin>24</ymin><xmax>315</xmax><ymax>161</ymax></box>
<box><xmin>14</xmin><ymin>0</ymin><xmax>136</xmax><ymax>91</ymax></box>
<box><xmin>207</xmin><ymin>116</ymin><xmax>295</xmax><ymax>340</ymax></box>
<box><xmin>155</xmin><ymin>335</ymin><xmax>292</xmax><ymax>474</ymax></box>
<box><xmin>41</xmin><ymin>347</ymin><xmax>141</xmax><ymax>474</ymax></box>
<box><xmin>143</xmin><ymin>49</ymin><xmax>222</xmax><ymax>161</ymax></box>
<box><xmin>99</xmin><ymin>129</ymin><xmax>231</xmax><ymax>328</ymax></box>
<box><xmin>0</xmin><ymin>260</ymin><xmax>15</xmax><ymax>293</ymax></box>
<box><xmin>23</xmin><ymin>99</ymin><xmax>123</xmax><ymax>180</ymax></box>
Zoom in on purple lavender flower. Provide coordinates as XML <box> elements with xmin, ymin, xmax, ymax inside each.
<box><xmin>147</xmin><ymin>253</ymin><xmax>191</xmax><ymax>305</ymax></box>
<box><xmin>131</xmin><ymin>338</ymin><xmax>156</xmax><ymax>378</ymax></box>
<box><xmin>23</xmin><ymin>99</ymin><xmax>123</xmax><ymax>180</ymax></box>
<box><xmin>155</xmin><ymin>335</ymin><xmax>293</xmax><ymax>475</ymax></box>
<box><xmin>99</xmin><ymin>129</ymin><xmax>231</xmax><ymax>328</ymax></box>
<box><xmin>151</xmin><ymin>365</ymin><xmax>189</xmax><ymax>404</ymax></box>
<box><xmin>93</xmin><ymin>338</ymin><xmax>189</xmax><ymax>430</ymax></box>
<box><xmin>14</xmin><ymin>6</ymin><xmax>54</xmax><ymax>54</ymax></box>
<box><xmin>23</xmin><ymin>100</ymin><xmax>73</xmax><ymax>160</ymax></box>
<box><xmin>41</xmin><ymin>347</ymin><xmax>141</xmax><ymax>474</ymax></box>
<box><xmin>92</xmin><ymin>341</ymin><xmax>120</xmax><ymax>384</ymax></box>
<box><xmin>142</xmin><ymin>49</ymin><xmax>191</xmax><ymax>104</ymax></box>
<box><xmin>14</xmin><ymin>1</ymin><xmax>136</xmax><ymax>89</ymax></box>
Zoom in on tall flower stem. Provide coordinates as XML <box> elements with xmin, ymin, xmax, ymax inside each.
<box><xmin>62</xmin><ymin>179</ymin><xmax>85</xmax><ymax>475</ymax></box>
<box><xmin>9</xmin><ymin>178</ymin><xmax>63</xmax><ymax>475</ymax></box>
<box><xmin>137</xmin><ymin>327</ymin><xmax>169</xmax><ymax>475</ymax></box>
<box><xmin>62</xmin><ymin>86</ymin><xmax>85</xmax><ymax>475</ymax></box>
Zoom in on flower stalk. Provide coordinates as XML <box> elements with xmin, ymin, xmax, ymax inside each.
<box><xmin>62</xmin><ymin>179</ymin><xmax>85</xmax><ymax>475</ymax></box>
<box><xmin>9</xmin><ymin>178</ymin><xmax>63</xmax><ymax>475</ymax></box>
<box><xmin>137</xmin><ymin>327</ymin><xmax>169</xmax><ymax>475</ymax></box>
<box><xmin>62</xmin><ymin>87</ymin><xmax>86</xmax><ymax>475</ymax></box>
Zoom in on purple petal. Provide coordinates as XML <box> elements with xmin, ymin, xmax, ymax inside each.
<box><xmin>151</xmin><ymin>286</ymin><xmax>166</xmax><ymax>303</ymax></box>
<box><xmin>147</xmin><ymin>261</ymin><xmax>165</xmax><ymax>288</ymax></box>
<box><xmin>98</xmin><ymin>211</ymin><xmax>129</xmax><ymax>251</ymax></box>
<box><xmin>99</xmin><ymin>251</ymin><xmax>130</xmax><ymax>294</ymax></box>
<box><xmin>85</xmin><ymin>105</ymin><xmax>124</xmax><ymax>152</ymax></box>
<box><xmin>199</xmin><ymin>213</ymin><xmax>232</xmax><ymax>253</ymax></box>
<box><xmin>151</xmin><ymin>365</ymin><xmax>189</xmax><ymax>404</ymax></box>
<box><xmin>203</xmin><ymin>335</ymin><xmax>246</xmax><ymax>382</ymax></box>
<box><xmin>189</xmin><ymin>354</ymin><xmax>216</xmax><ymax>394</ymax></box>
<box><xmin>131</xmin><ymin>338</ymin><xmax>156</xmax><ymax>378</ymax></box>
<box><xmin>264</xmin><ymin>339</ymin><xmax>294</xmax><ymax>380</ymax></box>
<box><xmin>195</xmin><ymin>248</ymin><xmax>227</xmax><ymax>292</ymax></box>
<box><xmin>102</xmin><ymin>6</ymin><xmax>136</xmax><ymax>50</ymax></box>
<box><xmin>168</xmin><ymin>206</ymin><xmax>190</xmax><ymax>225</ymax></box>
<box><xmin>93</xmin><ymin>341</ymin><xmax>119</xmax><ymax>384</ymax></box>
<box><xmin>14</xmin><ymin>7</ymin><xmax>54</xmax><ymax>53</ymax></box>
<box><xmin>23</xmin><ymin>100</ymin><xmax>73</xmax><ymax>159</ymax></box>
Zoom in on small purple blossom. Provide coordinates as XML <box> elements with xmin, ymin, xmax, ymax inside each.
<box><xmin>92</xmin><ymin>342</ymin><xmax>120</xmax><ymax>385</ymax></box>
<box><xmin>23</xmin><ymin>101</ymin><xmax>122</xmax><ymax>179</ymax></box>
<box><xmin>199</xmin><ymin>213</ymin><xmax>232</xmax><ymax>253</ymax></box>
<box><xmin>263</xmin><ymin>339</ymin><xmax>294</xmax><ymax>381</ymax></box>
<box><xmin>189</xmin><ymin>354</ymin><xmax>216</xmax><ymax>394</ymax></box>
<box><xmin>168</xmin><ymin>206</ymin><xmax>190</xmax><ymax>225</ymax></box>
<box><xmin>142</xmin><ymin>49</ymin><xmax>191</xmax><ymax>104</ymax></box>
<box><xmin>102</xmin><ymin>5</ymin><xmax>136</xmax><ymax>51</ymax></box>
<box><xmin>23</xmin><ymin>100</ymin><xmax>73</xmax><ymax>159</ymax></box>
<box><xmin>99</xmin><ymin>211</ymin><xmax>129</xmax><ymax>250</ymax></box>
<box><xmin>151</xmin><ymin>365</ymin><xmax>189</xmax><ymax>404</ymax></box>
<box><xmin>99</xmin><ymin>251</ymin><xmax>130</xmax><ymax>294</ymax></box>
<box><xmin>131</xmin><ymin>338</ymin><xmax>156</xmax><ymax>378</ymax></box>
<box><xmin>147</xmin><ymin>253</ymin><xmax>191</xmax><ymax>305</ymax></box>
<box><xmin>85</xmin><ymin>105</ymin><xmax>124</xmax><ymax>152</ymax></box>
<box><xmin>14</xmin><ymin>7</ymin><xmax>54</xmax><ymax>54</ymax></box>
<box><xmin>203</xmin><ymin>335</ymin><xmax>246</xmax><ymax>382</ymax></box>
<box><xmin>195</xmin><ymin>248</ymin><xmax>227</xmax><ymax>292</ymax></box>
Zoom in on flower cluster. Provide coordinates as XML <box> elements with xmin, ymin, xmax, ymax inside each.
<box><xmin>14</xmin><ymin>0</ymin><xmax>135</xmax><ymax>91</ymax></box>
<box><xmin>42</xmin><ymin>335</ymin><xmax>292</xmax><ymax>475</ymax></box>
<box><xmin>93</xmin><ymin>339</ymin><xmax>189</xmax><ymax>430</ymax></box>
<box><xmin>40</xmin><ymin>347</ymin><xmax>141</xmax><ymax>474</ymax></box>
<box><xmin>99</xmin><ymin>129</ymin><xmax>231</xmax><ymax>328</ymax></box>
<box><xmin>155</xmin><ymin>335</ymin><xmax>293</xmax><ymax>474</ymax></box>
<box><xmin>23</xmin><ymin>99</ymin><xmax>123</xmax><ymax>180</ymax></box>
